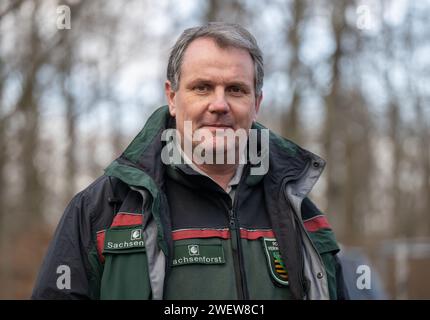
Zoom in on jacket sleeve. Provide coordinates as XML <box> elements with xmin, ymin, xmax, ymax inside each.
<box><xmin>334</xmin><ymin>254</ymin><xmax>350</xmax><ymax>300</ymax></box>
<box><xmin>301</xmin><ymin>197</ymin><xmax>350</xmax><ymax>300</ymax></box>
<box><xmin>31</xmin><ymin>190</ymin><xmax>96</xmax><ymax>299</ymax></box>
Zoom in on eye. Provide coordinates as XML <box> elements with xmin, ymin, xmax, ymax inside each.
<box><xmin>227</xmin><ymin>86</ymin><xmax>246</xmax><ymax>96</ymax></box>
<box><xmin>193</xmin><ymin>84</ymin><xmax>210</xmax><ymax>93</ymax></box>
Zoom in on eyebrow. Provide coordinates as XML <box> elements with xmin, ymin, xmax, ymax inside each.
<box><xmin>187</xmin><ymin>78</ymin><xmax>252</xmax><ymax>90</ymax></box>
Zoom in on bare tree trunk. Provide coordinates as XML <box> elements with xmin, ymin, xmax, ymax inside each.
<box><xmin>16</xmin><ymin>1</ymin><xmax>44</xmax><ymax>228</ymax></box>
<box><xmin>0</xmin><ymin>56</ymin><xmax>8</xmax><ymax>298</ymax></box>
<box><xmin>106</xmin><ymin>17</ymin><xmax>124</xmax><ymax>159</ymax></box>
<box><xmin>388</xmin><ymin>100</ymin><xmax>403</xmax><ymax>237</ymax></box>
<box><xmin>0</xmin><ymin>0</ymin><xmax>25</xmax><ymax>20</ymax></box>
<box><xmin>63</xmin><ymin>71</ymin><xmax>77</xmax><ymax>202</ymax></box>
<box><xmin>323</xmin><ymin>0</ymin><xmax>348</xmax><ymax>241</ymax></box>
<box><xmin>0</xmin><ymin>0</ymin><xmax>46</xmax><ymax>296</ymax></box>
<box><xmin>423</xmin><ymin>126</ymin><xmax>430</xmax><ymax>234</ymax></box>
<box><xmin>381</xmin><ymin>2</ymin><xmax>410</xmax><ymax>237</ymax></box>
<box><xmin>282</xmin><ymin>0</ymin><xmax>305</xmax><ymax>144</ymax></box>
<box><xmin>0</xmin><ymin>59</ymin><xmax>6</xmax><ymax>220</ymax></box>
<box><xmin>204</xmin><ymin>0</ymin><xmax>245</xmax><ymax>24</ymax></box>
<box><xmin>205</xmin><ymin>0</ymin><xmax>221</xmax><ymax>22</ymax></box>
<box><xmin>110</xmin><ymin>103</ymin><xmax>124</xmax><ymax>157</ymax></box>
<box><xmin>415</xmin><ymin>99</ymin><xmax>430</xmax><ymax>235</ymax></box>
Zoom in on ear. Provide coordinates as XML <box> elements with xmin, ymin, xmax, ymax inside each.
<box><xmin>253</xmin><ymin>92</ymin><xmax>263</xmax><ymax>121</ymax></box>
<box><xmin>165</xmin><ymin>80</ymin><xmax>176</xmax><ymax>117</ymax></box>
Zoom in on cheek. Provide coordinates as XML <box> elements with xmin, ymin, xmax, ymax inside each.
<box><xmin>179</xmin><ymin>103</ymin><xmax>205</xmax><ymax>123</ymax></box>
<box><xmin>237</xmin><ymin>107</ymin><xmax>256</xmax><ymax>125</ymax></box>
<box><xmin>174</xmin><ymin>106</ymin><xmax>201</xmax><ymax>133</ymax></box>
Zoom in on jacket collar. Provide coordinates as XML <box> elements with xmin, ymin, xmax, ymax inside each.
<box><xmin>105</xmin><ymin>105</ymin><xmax>324</xmax><ymax>196</ymax></box>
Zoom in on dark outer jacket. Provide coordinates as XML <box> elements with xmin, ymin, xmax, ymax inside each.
<box><xmin>32</xmin><ymin>106</ymin><xmax>348</xmax><ymax>300</ymax></box>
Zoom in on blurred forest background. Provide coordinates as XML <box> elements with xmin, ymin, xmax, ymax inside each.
<box><xmin>1</xmin><ymin>0</ymin><xmax>430</xmax><ymax>299</ymax></box>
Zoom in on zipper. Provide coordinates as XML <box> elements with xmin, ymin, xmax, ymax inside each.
<box><xmin>225</xmin><ymin>166</ymin><xmax>250</xmax><ymax>300</ymax></box>
<box><xmin>228</xmin><ymin>206</ymin><xmax>249</xmax><ymax>300</ymax></box>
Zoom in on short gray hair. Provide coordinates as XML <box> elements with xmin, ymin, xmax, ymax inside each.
<box><xmin>167</xmin><ymin>22</ymin><xmax>264</xmax><ymax>96</ymax></box>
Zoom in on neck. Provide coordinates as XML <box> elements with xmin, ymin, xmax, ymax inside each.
<box><xmin>193</xmin><ymin>162</ymin><xmax>238</xmax><ymax>191</ymax></box>
<box><xmin>175</xmin><ymin>140</ymin><xmax>243</xmax><ymax>191</ymax></box>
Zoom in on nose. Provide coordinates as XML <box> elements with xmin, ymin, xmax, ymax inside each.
<box><xmin>208</xmin><ymin>87</ymin><xmax>229</xmax><ymax>114</ymax></box>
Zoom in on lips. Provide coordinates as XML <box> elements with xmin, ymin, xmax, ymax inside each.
<box><xmin>200</xmin><ymin>123</ymin><xmax>233</xmax><ymax>129</ymax></box>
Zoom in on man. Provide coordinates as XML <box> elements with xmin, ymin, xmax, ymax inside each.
<box><xmin>32</xmin><ymin>23</ymin><xmax>348</xmax><ymax>300</ymax></box>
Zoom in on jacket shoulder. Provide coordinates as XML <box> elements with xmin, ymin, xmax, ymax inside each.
<box><xmin>31</xmin><ymin>175</ymin><xmax>131</xmax><ymax>299</ymax></box>
<box><xmin>301</xmin><ymin>197</ymin><xmax>339</xmax><ymax>254</ymax></box>
<box><xmin>74</xmin><ymin>175</ymin><xmax>130</xmax><ymax>228</ymax></box>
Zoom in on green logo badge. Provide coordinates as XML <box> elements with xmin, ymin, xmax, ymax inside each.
<box><xmin>131</xmin><ymin>228</ymin><xmax>142</xmax><ymax>241</ymax></box>
<box><xmin>103</xmin><ymin>227</ymin><xmax>145</xmax><ymax>254</ymax></box>
<box><xmin>188</xmin><ymin>244</ymin><xmax>200</xmax><ymax>256</ymax></box>
<box><xmin>263</xmin><ymin>238</ymin><xmax>289</xmax><ymax>285</ymax></box>
<box><xmin>173</xmin><ymin>243</ymin><xmax>225</xmax><ymax>266</ymax></box>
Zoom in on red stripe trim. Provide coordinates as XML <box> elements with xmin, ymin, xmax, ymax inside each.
<box><xmin>172</xmin><ymin>229</ymin><xmax>230</xmax><ymax>240</ymax></box>
<box><xmin>171</xmin><ymin>228</ymin><xmax>276</xmax><ymax>240</ymax></box>
<box><xmin>240</xmin><ymin>229</ymin><xmax>275</xmax><ymax>240</ymax></box>
<box><xmin>303</xmin><ymin>215</ymin><xmax>331</xmax><ymax>232</ymax></box>
<box><xmin>96</xmin><ymin>231</ymin><xmax>106</xmax><ymax>263</ymax></box>
<box><xmin>111</xmin><ymin>213</ymin><xmax>143</xmax><ymax>227</ymax></box>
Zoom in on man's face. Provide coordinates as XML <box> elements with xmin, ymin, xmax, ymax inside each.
<box><xmin>165</xmin><ymin>37</ymin><xmax>263</xmax><ymax>161</ymax></box>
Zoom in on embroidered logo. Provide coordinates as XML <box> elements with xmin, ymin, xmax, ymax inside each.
<box><xmin>103</xmin><ymin>227</ymin><xmax>145</xmax><ymax>253</ymax></box>
<box><xmin>263</xmin><ymin>238</ymin><xmax>289</xmax><ymax>286</ymax></box>
<box><xmin>188</xmin><ymin>244</ymin><xmax>200</xmax><ymax>256</ymax></box>
<box><xmin>172</xmin><ymin>243</ymin><xmax>225</xmax><ymax>266</ymax></box>
<box><xmin>131</xmin><ymin>228</ymin><xmax>142</xmax><ymax>241</ymax></box>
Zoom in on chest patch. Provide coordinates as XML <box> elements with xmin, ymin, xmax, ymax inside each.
<box><xmin>103</xmin><ymin>227</ymin><xmax>146</xmax><ymax>254</ymax></box>
<box><xmin>263</xmin><ymin>238</ymin><xmax>289</xmax><ymax>286</ymax></box>
<box><xmin>172</xmin><ymin>243</ymin><xmax>225</xmax><ymax>266</ymax></box>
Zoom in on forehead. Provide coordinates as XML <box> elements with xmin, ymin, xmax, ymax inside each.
<box><xmin>180</xmin><ymin>37</ymin><xmax>254</xmax><ymax>84</ymax></box>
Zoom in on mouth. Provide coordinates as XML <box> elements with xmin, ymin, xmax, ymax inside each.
<box><xmin>200</xmin><ymin>124</ymin><xmax>234</xmax><ymax>130</ymax></box>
